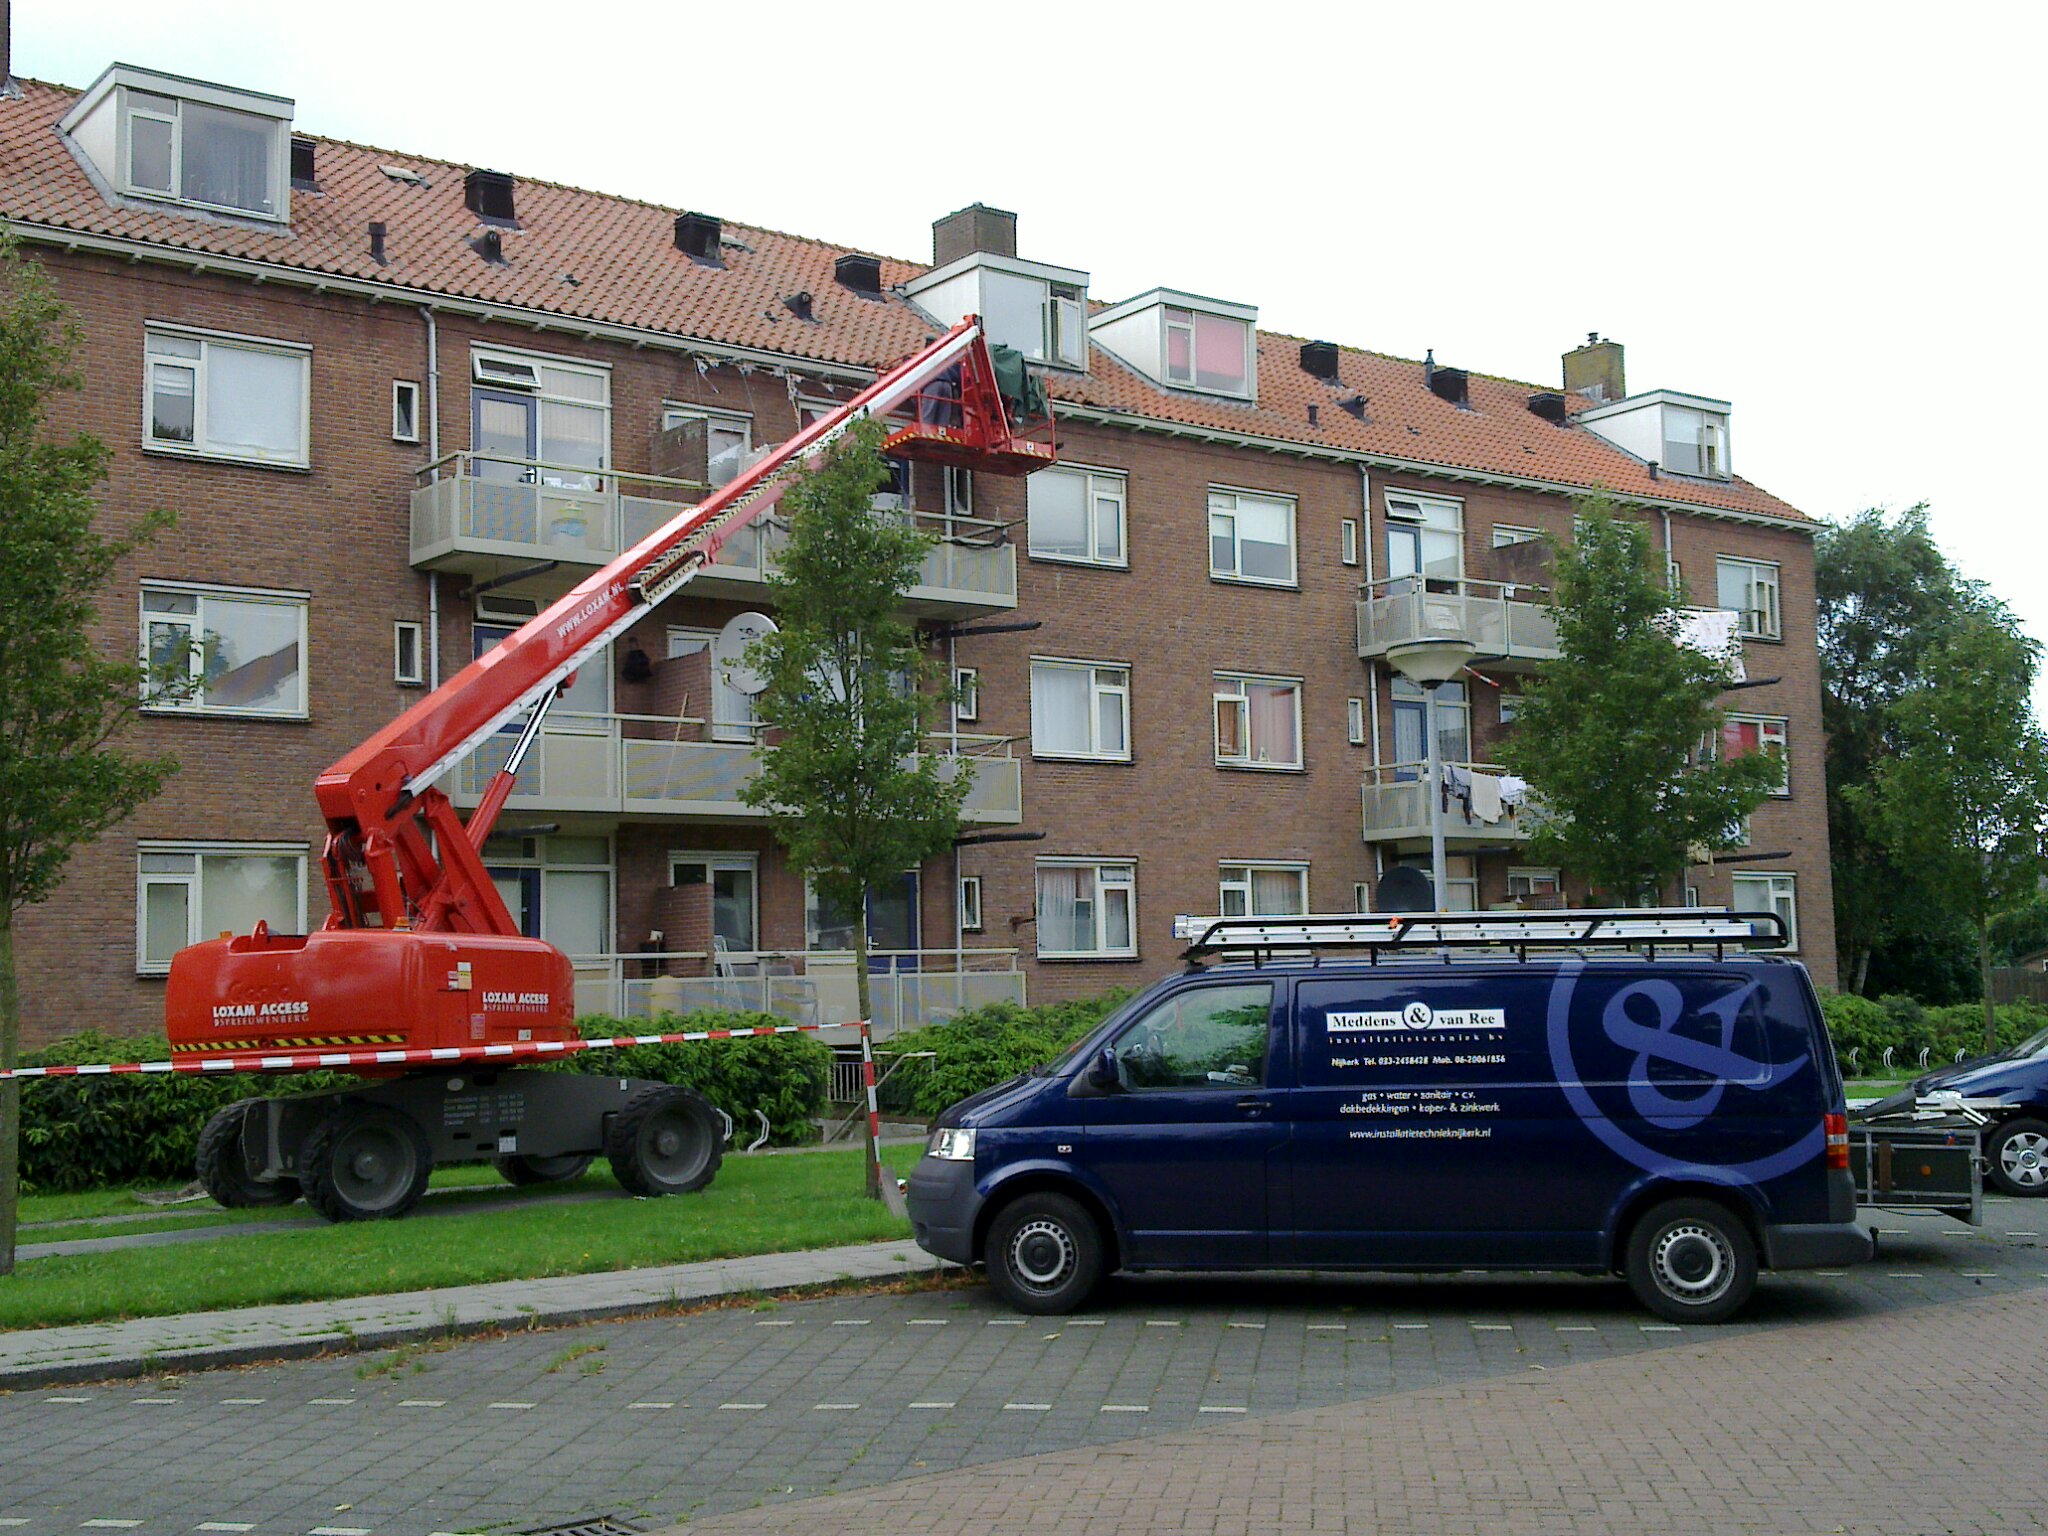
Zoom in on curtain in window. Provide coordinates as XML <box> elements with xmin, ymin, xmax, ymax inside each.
<box><xmin>207</xmin><ymin>347</ymin><xmax>303</xmax><ymax>460</ymax></box>
<box><xmin>1249</xmin><ymin>683</ymin><xmax>1297</xmax><ymax>763</ymax></box>
<box><xmin>1031</xmin><ymin>665</ymin><xmax>1090</xmax><ymax>753</ymax></box>
<box><xmin>1234</xmin><ymin>498</ymin><xmax>1292</xmax><ymax>581</ymax></box>
<box><xmin>181</xmin><ymin>103</ymin><xmax>273</xmax><ymax>212</ymax></box>
<box><xmin>1251</xmin><ymin>868</ymin><xmax>1302</xmax><ymax>915</ymax></box>
<box><xmin>1193</xmin><ymin>313</ymin><xmax>1246</xmax><ymax>391</ymax></box>
<box><xmin>540</xmin><ymin>401</ymin><xmax>606</xmax><ymax>489</ymax></box>
<box><xmin>1038</xmin><ymin>866</ymin><xmax>1090</xmax><ymax>952</ymax></box>
<box><xmin>199</xmin><ymin>854</ymin><xmax>297</xmax><ymax>939</ymax></box>
<box><xmin>1028</xmin><ymin>470</ymin><xmax>1089</xmax><ymax>557</ymax></box>
<box><xmin>143</xmin><ymin>882</ymin><xmax>190</xmax><ymax>967</ymax></box>
<box><xmin>543</xmin><ymin>870</ymin><xmax>609</xmax><ymax>958</ymax></box>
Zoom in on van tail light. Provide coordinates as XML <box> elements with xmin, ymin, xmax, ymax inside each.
<box><xmin>1824</xmin><ymin>1112</ymin><xmax>1850</xmax><ymax>1171</ymax></box>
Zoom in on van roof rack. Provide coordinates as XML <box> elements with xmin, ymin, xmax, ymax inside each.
<box><xmin>1172</xmin><ymin>908</ymin><xmax>1787</xmax><ymax>965</ymax></box>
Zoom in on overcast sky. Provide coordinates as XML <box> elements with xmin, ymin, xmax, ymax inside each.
<box><xmin>17</xmin><ymin>3</ymin><xmax>2046</xmax><ymax>708</ymax></box>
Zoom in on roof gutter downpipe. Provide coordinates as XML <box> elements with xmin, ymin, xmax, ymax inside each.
<box><xmin>422</xmin><ymin>304</ymin><xmax>442</xmax><ymax>689</ymax></box>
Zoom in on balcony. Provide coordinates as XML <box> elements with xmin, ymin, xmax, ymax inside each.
<box><xmin>452</xmin><ymin>713</ymin><xmax>1023</xmax><ymax>825</ymax></box>
<box><xmin>1356</xmin><ymin>578</ymin><xmax>1559</xmax><ymax>671</ymax></box>
<box><xmin>410</xmin><ymin>452</ymin><xmax>1017</xmax><ymax>618</ymax></box>
<box><xmin>1361</xmin><ymin>762</ymin><xmax>1544</xmax><ymax>849</ymax></box>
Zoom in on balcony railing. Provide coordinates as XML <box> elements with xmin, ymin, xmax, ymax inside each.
<box><xmin>567</xmin><ymin>948</ymin><xmax>1026</xmax><ymax>1042</ymax></box>
<box><xmin>411</xmin><ymin>452</ymin><xmax>1017</xmax><ymax>616</ymax></box>
<box><xmin>1361</xmin><ymin>761</ymin><xmax>1544</xmax><ymax>846</ymax></box>
<box><xmin>453</xmin><ymin>713</ymin><xmax>1022</xmax><ymax>824</ymax></box>
<box><xmin>1356</xmin><ymin>577</ymin><xmax>1559</xmax><ymax>669</ymax></box>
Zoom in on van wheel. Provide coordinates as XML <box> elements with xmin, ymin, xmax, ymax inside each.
<box><xmin>984</xmin><ymin>1192</ymin><xmax>1104</xmax><ymax>1315</ymax></box>
<box><xmin>1623</xmin><ymin>1198</ymin><xmax>1757</xmax><ymax>1324</ymax></box>
<box><xmin>1987</xmin><ymin>1118</ymin><xmax>2048</xmax><ymax>1197</ymax></box>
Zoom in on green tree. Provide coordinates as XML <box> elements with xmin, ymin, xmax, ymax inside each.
<box><xmin>740</xmin><ymin>420</ymin><xmax>966</xmax><ymax>1197</ymax></box>
<box><xmin>1501</xmin><ymin>502</ymin><xmax>1782</xmax><ymax>906</ymax></box>
<box><xmin>0</xmin><ymin>233</ymin><xmax>180</xmax><ymax>1275</ymax></box>
<box><xmin>1858</xmin><ymin>614</ymin><xmax>2048</xmax><ymax>1052</ymax></box>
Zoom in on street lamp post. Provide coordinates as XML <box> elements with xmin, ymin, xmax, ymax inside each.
<box><xmin>1385</xmin><ymin>637</ymin><xmax>1478</xmax><ymax>911</ymax></box>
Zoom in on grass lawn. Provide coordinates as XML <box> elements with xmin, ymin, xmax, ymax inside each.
<box><xmin>2</xmin><ymin>1144</ymin><xmax>926</xmax><ymax>1333</ymax></box>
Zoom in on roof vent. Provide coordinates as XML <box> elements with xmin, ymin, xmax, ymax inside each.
<box><xmin>1337</xmin><ymin>394</ymin><xmax>1368</xmax><ymax>420</ymax></box>
<box><xmin>834</xmin><ymin>253</ymin><xmax>882</xmax><ymax>296</ymax></box>
<box><xmin>1527</xmin><ymin>391</ymin><xmax>1568</xmax><ymax>424</ymax></box>
<box><xmin>472</xmin><ymin>228</ymin><xmax>508</xmax><ymax>266</ymax></box>
<box><xmin>368</xmin><ymin>221</ymin><xmax>388</xmax><ymax>265</ymax></box>
<box><xmin>1300</xmin><ymin>340</ymin><xmax>1340</xmax><ymax>381</ymax></box>
<box><xmin>783</xmin><ymin>291</ymin><xmax>814</xmax><ymax>321</ymax></box>
<box><xmin>463</xmin><ymin>168</ymin><xmax>517</xmax><ymax>227</ymax></box>
<box><xmin>1424</xmin><ymin>351</ymin><xmax>1469</xmax><ymax>407</ymax></box>
<box><xmin>674</xmin><ymin>211</ymin><xmax>722</xmax><ymax>263</ymax></box>
<box><xmin>380</xmin><ymin>164</ymin><xmax>425</xmax><ymax>185</ymax></box>
<box><xmin>290</xmin><ymin>136</ymin><xmax>318</xmax><ymax>190</ymax></box>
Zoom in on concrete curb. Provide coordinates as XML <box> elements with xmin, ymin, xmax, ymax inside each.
<box><xmin>0</xmin><ymin>1238</ymin><xmax>953</xmax><ymax>1390</ymax></box>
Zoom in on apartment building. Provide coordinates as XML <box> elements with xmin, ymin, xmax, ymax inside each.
<box><xmin>0</xmin><ymin>59</ymin><xmax>1836</xmax><ymax>1048</ymax></box>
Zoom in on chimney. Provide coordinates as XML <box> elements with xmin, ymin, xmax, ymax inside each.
<box><xmin>463</xmin><ymin>168</ymin><xmax>517</xmax><ymax>226</ymax></box>
<box><xmin>834</xmin><ymin>252</ymin><xmax>882</xmax><ymax>296</ymax></box>
<box><xmin>1</xmin><ymin>0</ymin><xmax>13</xmax><ymax>94</ymax></box>
<box><xmin>1564</xmin><ymin>332</ymin><xmax>1625</xmax><ymax>403</ymax></box>
<box><xmin>932</xmin><ymin>203</ymin><xmax>1017</xmax><ymax>266</ymax></box>
<box><xmin>1526</xmin><ymin>391</ymin><xmax>1568</xmax><ymax>424</ymax></box>
<box><xmin>290</xmin><ymin>136</ymin><xmax>318</xmax><ymax>189</ymax></box>
<box><xmin>673</xmin><ymin>211</ymin><xmax>721</xmax><ymax>262</ymax></box>
<box><xmin>1300</xmin><ymin>340</ymin><xmax>1340</xmax><ymax>382</ymax></box>
<box><xmin>1424</xmin><ymin>350</ymin><xmax>1469</xmax><ymax>407</ymax></box>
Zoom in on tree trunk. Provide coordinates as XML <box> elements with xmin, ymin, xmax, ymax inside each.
<box><xmin>1980</xmin><ymin>923</ymin><xmax>1999</xmax><ymax>1057</ymax></box>
<box><xmin>0</xmin><ymin>912</ymin><xmax>20</xmax><ymax>1277</ymax></box>
<box><xmin>852</xmin><ymin>891</ymin><xmax>882</xmax><ymax>1201</ymax></box>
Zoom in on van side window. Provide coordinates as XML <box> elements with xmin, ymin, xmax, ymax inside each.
<box><xmin>1113</xmin><ymin>984</ymin><xmax>1272</xmax><ymax>1091</ymax></box>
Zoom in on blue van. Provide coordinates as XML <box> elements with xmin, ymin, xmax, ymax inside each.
<box><xmin>906</xmin><ymin>911</ymin><xmax>1871</xmax><ymax>1322</ymax></box>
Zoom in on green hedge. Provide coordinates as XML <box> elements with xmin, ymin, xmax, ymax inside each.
<box><xmin>15</xmin><ymin>1012</ymin><xmax>831</xmax><ymax>1195</ymax></box>
<box><xmin>878</xmin><ymin>990</ymin><xmax>1134</xmax><ymax>1121</ymax></box>
<box><xmin>1819</xmin><ymin>992</ymin><xmax>2048</xmax><ymax>1073</ymax></box>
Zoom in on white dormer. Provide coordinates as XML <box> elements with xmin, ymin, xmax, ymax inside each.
<box><xmin>902</xmin><ymin>253</ymin><xmax>1090</xmax><ymax>371</ymax></box>
<box><xmin>1577</xmin><ymin>390</ymin><xmax>1733</xmax><ymax>480</ymax></box>
<box><xmin>1088</xmin><ymin>288</ymin><xmax>1257</xmax><ymax>400</ymax></box>
<box><xmin>60</xmin><ymin>65</ymin><xmax>293</xmax><ymax>223</ymax></box>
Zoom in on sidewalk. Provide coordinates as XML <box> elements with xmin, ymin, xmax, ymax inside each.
<box><xmin>0</xmin><ymin>1237</ymin><xmax>945</xmax><ymax>1389</ymax></box>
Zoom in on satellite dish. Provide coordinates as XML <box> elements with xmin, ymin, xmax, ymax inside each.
<box><xmin>713</xmin><ymin>611</ymin><xmax>777</xmax><ymax>695</ymax></box>
<box><xmin>1376</xmin><ymin>866</ymin><xmax>1435</xmax><ymax>913</ymax></box>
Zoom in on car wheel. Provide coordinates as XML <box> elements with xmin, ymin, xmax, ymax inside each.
<box><xmin>1987</xmin><ymin>1118</ymin><xmax>2048</xmax><ymax>1197</ymax></box>
<box><xmin>1623</xmin><ymin>1197</ymin><xmax>1757</xmax><ymax>1324</ymax></box>
<box><xmin>299</xmin><ymin>1102</ymin><xmax>433</xmax><ymax>1222</ymax></box>
<box><xmin>984</xmin><ymin>1192</ymin><xmax>1105</xmax><ymax>1315</ymax></box>
<box><xmin>195</xmin><ymin>1099</ymin><xmax>300</xmax><ymax>1208</ymax></box>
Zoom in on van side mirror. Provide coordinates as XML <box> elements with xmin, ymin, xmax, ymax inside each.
<box><xmin>1087</xmin><ymin>1047</ymin><xmax>1122</xmax><ymax>1092</ymax></box>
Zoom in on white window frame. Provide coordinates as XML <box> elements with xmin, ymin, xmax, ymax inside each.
<box><xmin>1347</xmin><ymin>696</ymin><xmax>1366</xmax><ymax>746</ymax></box>
<box><xmin>1026</xmin><ymin>463</ymin><xmax>1128</xmax><ymax>569</ymax></box>
<box><xmin>1341</xmin><ymin>518</ymin><xmax>1360</xmax><ymax>567</ymax></box>
<box><xmin>1208</xmin><ymin>487</ymin><xmax>1298</xmax><ymax>587</ymax></box>
<box><xmin>136</xmin><ymin>840</ymin><xmax>308</xmax><ymax>976</ymax></box>
<box><xmin>1731</xmin><ymin>871</ymin><xmax>1798</xmax><ymax>952</ymax></box>
<box><xmin>1161</xmin><ymin>305</ymin><xmax>1253</xmax><ymax>398</ymax></box>
<box><xmin>143</xmin><ymin>324</ymin><xmax>311</xmax><ymax>468</ymax></box>
<box><xmin>391</xmin><ymin>379</ymin><xmax>421</xmax><ymax>444</ymax></box>
<box><xmin>1491</xmin><ymin>523</ymin><xmax>1542</xmax><ymax>547</ymax></box>
<box><xmin>1724</xmin><ymin>713</ymin><xmax>1791</xmax><ymax>797</ymax></box>
<box><xmin>1029</xmin><ymin>657</ymin><xmax>1131</xmax><ymax>762</ymax></box>
<box><xmin>140</xmin><ymin>580</ymin><xmax>310</xmax><ymax>719</ymax></box>
<box><xmin>1506</xmin><ymin>867</ymin><xmax>1561</xmax><ymax>901</ymax></box>
<box><xmin>393</xmin><ymin>621</ymin><xmax>424</xmax><ymax>686</ymax></box>
<box><xmin>661</xmin><ymin>402</ymin><xmax>754</xmax><ymax>487</ymax></box>
<box><xmin>1218</xmin><ymin>862</ymin><xmax>1309</xmax><ymax>919</ymax></box>
<box><xmin>1214</xmin><ymin>672</ymin><xmax>1304</xmax><ymax>770</ymax></box>
<box><xmin>1352</xmin><ymin>881</ymin><xmax>1372</xmax><ymax>913</ymax></box>
<box><xmin>1716</xmin><ymin>556</ymin><xmax>1782</xmax><ymax>641</ymax></box>
<box><xmin>954</xmin><ymin>666</ymin><xmax>980</xmax><ymax>723</ymax></box>
<box><xmin>669</xmin><ymin>851</ymin><xmax>762</xmax><ymax>956</ymax></box>
<box><xmin>959</xmin><ymin>875</ymin><xmax>984</xmax><ymax>933</ymax></box>
<box><xmin>1035</xmin><ymin>859</ymin><xmax>1137</xmax><ymax>960</ymax></box>
<box><xmin>1385</xmin><ymin>490</ymin><xmax>1466</xmax><ymax>584</ymax></box>
<box><xmin>115</xmin><ymin>87</ymin><xmax>288</xmax><ymax>220</ymax></box>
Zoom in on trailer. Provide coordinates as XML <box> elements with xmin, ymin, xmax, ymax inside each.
<box><xmin>1848</xmin><ymin>1095</ymin><xmax>1988</xmax><ymax>1227</ymax></box>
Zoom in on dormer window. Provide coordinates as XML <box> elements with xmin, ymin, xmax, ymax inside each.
<box><xmin>1662</xmin><ymin>405</ymin><xmax>1728</xmax><ymax>478</ymax></box>
<box><xmin>903</xmin><ymin>254</ymin><xmax>1090</xmax><ymax>371</ymax></box>
<box><xmin>1576</xmin><ymin>390</ymin><xmax>1734</xmax><ymax>481</ymax></box>
<box><xmin>1088</xmin><ymin>289</ymin><xmax>1258</xmax><ymax>400</ymax></box>
<box><xmin>61</xmin><ymin>66</ymin><xmax>292</xmax><ymax>222</ymax></box>
<box><xmin>1164</xmin><ymin>306</ymin><xmax>1250</xmax><ymax>394</ymax></box>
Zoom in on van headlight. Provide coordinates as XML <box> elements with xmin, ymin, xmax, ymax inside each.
<box><xmin>928</xmin><ymin>1126</ymin><xmax>976</xmax><ymax>1162</ymax></box>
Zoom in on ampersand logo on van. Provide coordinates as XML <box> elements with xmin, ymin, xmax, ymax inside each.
<box><xmin>1545</xmin><ymin>961</ymin><xmax>1821</xmax><ymax>1183</ymax></box>
<box><xmin>1403</xmin><ymin>1001</ymin><xmax>1433</xmax><ymax>1030</ymax></box>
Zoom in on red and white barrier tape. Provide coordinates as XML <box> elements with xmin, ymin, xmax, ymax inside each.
<box><xmin>0</xmin><ymin>1020</ymin><xmax>870</xmax><ymax>1082</ymax></box>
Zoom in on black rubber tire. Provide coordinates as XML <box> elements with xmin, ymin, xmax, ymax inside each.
<box><xmin>1623</xmin><ymin>1197</ymin><xmax>1758</xmax><ymax>1325</ymax></box>
<box><xmin>494</xmin><ymin>1152</ymin><xmax>595</xmax><ymax>1186</ymax></box>
<box><xmin>604</xmin><ymin>1085</ymin><xmax>723</xmax><ymax>1198</ymax></box>
<box><xmin>983</xmin><ymin>1191</ymin><xmax>1105</xmax><ymax>1315</ymax></box>
<box><xmin>299</xmin><ymin>1102</ymin><xmax>433</xmax><ymax>1222</ymax></box>
<box><xmin>1987</xmin><ymin>1117</ymin><xmax>2048</xmax><ymax>1197</ymax></box>
<box><xmin>195</xmin><ymin>1099</ymin><xmax>300</xmax><ymax>1208</ymax></box>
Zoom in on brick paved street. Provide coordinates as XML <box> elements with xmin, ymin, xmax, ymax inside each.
<box><xmin>1</xmin><ymin>1202</ymin><xmax>2042</xmax><ymax>1535</ymax></box>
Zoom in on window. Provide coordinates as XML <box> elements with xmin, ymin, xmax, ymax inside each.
<box><xmin>668</xmin><ymin>628</ymin><xmax>756</xmax><ymax>742</ymax></box>
<box><xmin>1386</xmin><ymin>493</ymin><xmax>1464</xmax><ymax>585</ymax></box>
<box><xmin>662</xmin><ymin>404</ymin><xmax>752</xmax><ymax>487</ymax></box>
<box><xmin>1352</xmin><ymin>881</ymin><xmax>1371</xmax><ymax>913</ymax></box>
<box><xmin>671</xmin><ymin>853</ymin><xmax>759</xmax><ymax>954</ymax></box>
<box><xmin>1662</xmin><ymin>406</ymin><xmax>1728</xmax><ymax>478</ymax></box>
<box><xmin>473</xmin><ymin>348</ymin><xmax>610</xmax><ymax>491</ymax></box>
<box><xmin>484</xmin><ymin>834</ymin><xmax>612</xmax><ymax>956</ymax></box>
<box><xmin>1507</xmin><ymin>867</ymin><xmax>1560</xmax><ymax>902</ymax></box>
<box><xmin>145</xmin><ymin>327</ymin><xmax>309</xmax><ymax>466</ymax></box>
<box><xmin>807</xmin><ymin>871</ymin><xmax>919</xmax><ymax>953</ymax></box>
<box><xmin>1110</xmin><ymin>983</ymin><xmax>1272</xmax><ymax>1091</ymax></box>
<box><xmin>393</xmin><ymin>621</ymin><xmax>424</xmax><ymax>686</ymax></box>
<box><xmin>1164</xmin><ymin>307</ymin><xmax>1252</xmax><ymax>395</ymax></box>
<box><xmin>1347</xmin><ymin>696</ymin><xmax>1366</xmax><ymax>745</ymax></box>
<box><xmin>959</xmin><ymin>876</ymin><xmax>984</xmax><ymax>933</ymax></box>
<box><xmin>138</xmin><ymin>843</ymin><xmax>305</xmax><ymax>975</ymax></box>
<box><xmin>1716</xmin><ymin>557</ymin><xmax>1781</xmax><ymax>640</ymax></box>
<box><xmin>142</xmin><ymin>583</ymin><xmax>307</xmax><ymax>718</ymax></box>
<box><xmin>1208</xmin><ymin>489</ymin><xmax>1297</xmax><ymax>585</ymax></box>
<box><xmin>1731</xmin><ymin>872</ymin><xmax>1797</xmax><ymax>951</ymax></box>
<box><xmin>1498</xmin><ymin>690</ymin><xmax>1522</xmax><ymax>727</ymax></box>
<box><xmin>1214</xmin><ymin>674</ymin><xmax>1302</xmax><ymax>769</ymax></box>
<box><xmin>1036</xmin><ymin>860</ymin><xmax>1136</xmax><ymax>958</ymax></box>
<box><xmin>1722</xmin><ymin>715</ymin><xmax>1791</xmax><ymax>795</ymax></box>
<box><xmin>1219</xmin><ymin>863</ymin><xmax>1308</xmax><ymax>918</ymax></box>
<box><xmin>954</xmin><ymin>667</ymin><xmax>980</xmax><ymax>723</ymax></box>
<box><xmin>1030</xmin><ymin>659</ymin><xmax>1130</xmax><ymax>760</ymax></box>
<box><xmin>943</xmin><ymin>464</ymin><xmax>975</xmax><ymax>520</ymax></box>
<box><xmin>978</xmin><ymin>270</ymin><xmax>1086</xmax><ymax>368</ymax></box>
<box><xmin>1389</xmin><ymin>676</ymin><xmax>1469</xmax><ymax>774</ymax></box>
<box><xmin>119</xmin><ymin>89</ymin><xmax>285</xmax><ymax>217</ymax></box>
<box><xmin>1491</xmin><ymin>524</ymin><xmax>1541</xmax><ymax>547</ymax></box>
<box><xmin>391</xmin><ymin>380</ymin><xmax>420</xmax><ymax>444</ymax></box>
<box><xmin>1393</xmin><ymin>852</ymin><xmax>1478</xmax><ymax>911</ymax></box>
<box><xmin>1027</xmin><ymin>464</ymin><xmax>1126</xmax><ymax>566</ymax></box>
<box><xmin>1341</xmin><ymin>518</ymin><xmax>1360</xmax><ymax>566</ymax></box>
